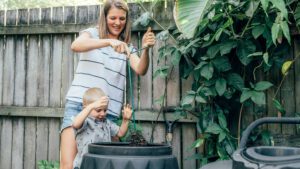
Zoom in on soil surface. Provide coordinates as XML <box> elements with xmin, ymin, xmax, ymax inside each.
<box><xmin>127</xmin><ymin>132</ymin><xmax>147</xmax><ymax>146</ymax></box>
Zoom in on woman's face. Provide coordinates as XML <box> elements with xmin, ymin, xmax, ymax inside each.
<box><xmin>106</xmin><ymin>6</ymin><xmax>127</xmax><ymax>39</ymax></box>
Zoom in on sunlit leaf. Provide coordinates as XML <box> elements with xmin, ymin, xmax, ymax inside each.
<box><xmin>174</xmin><ymin>0</ymin><xmax>212</xmax><ymax>38</ymax></box>
<box><xmin>281</xmin><ymin>60</ymin><xmax>293</xmax><ymax>75</ymax></box>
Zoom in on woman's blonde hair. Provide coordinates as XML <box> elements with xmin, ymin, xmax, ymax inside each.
<box><xmin>82</xmin><ymin>87</ymin><xmax>107</xmax><ymax>107</ymax></box>
<box><xmin>98</xmin><ymin>0</ymin><xmax>131</xmax><ymax>43</ymax></box>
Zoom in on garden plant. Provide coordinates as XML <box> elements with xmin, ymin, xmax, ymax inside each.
<box><xmin>135</xmin><ymin>0</ymin><xmax>300</xmax><ymax>165</ymax></box>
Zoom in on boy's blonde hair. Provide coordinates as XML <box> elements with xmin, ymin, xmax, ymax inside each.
<box><xmin>82</xmin><ymin>87</ymin><xmax>107</xmax><ymax>107</ymax></box>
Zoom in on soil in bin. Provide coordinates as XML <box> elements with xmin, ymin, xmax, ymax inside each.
<box><xmin>126</xmin><ymin>131</ymin><xmax>148</xmax><ymax>146</ymax></box>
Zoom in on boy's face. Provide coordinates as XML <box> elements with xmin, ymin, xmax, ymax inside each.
<box><xmin>90</xmin><ymin>108</ymin><xmax>107</xmax><ymax>120</ymax></box>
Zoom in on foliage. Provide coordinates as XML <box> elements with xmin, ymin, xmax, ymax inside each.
<box><xmin>135</xmin><ymin>0</ymin><xmax>300</xmax><ymax>165</ymax></box>
<box><xmin>37</xmin><ymin>160</ymin><xmax>59</xmax><ymax>169</ymax></box>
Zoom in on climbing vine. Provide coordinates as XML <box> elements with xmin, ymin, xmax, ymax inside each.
<box><xmin>135</xmin><ymin>0</ymin><xmax>300</xmax><ymax>165</ymax></box>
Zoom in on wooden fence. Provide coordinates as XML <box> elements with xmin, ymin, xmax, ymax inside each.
<box><xmin>0</xmin><ymin>2</ymin><xmax>199</xmax><ymax>169</ymax></box>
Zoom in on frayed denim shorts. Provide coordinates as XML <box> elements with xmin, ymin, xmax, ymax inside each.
<box><xmin>60</xmin><ymin>100</ymin><xmax>83</xmax><ymax>132</ymax></box>
<box><xmin>60</xmin><ymin>99</ymin><xmax>119</xmax><ymax>132</ymax></box>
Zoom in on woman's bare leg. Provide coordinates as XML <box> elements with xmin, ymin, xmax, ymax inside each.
<box><xmin>60</xmin><ymin>127</ymin><xmax>77</xmax><ymax>169</ymax></box>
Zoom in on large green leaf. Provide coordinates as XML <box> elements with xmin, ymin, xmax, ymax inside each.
<box><xmin>174</xmin><ymin>0</ymin><xmax>212</xmax><ymax>38</ymax></box>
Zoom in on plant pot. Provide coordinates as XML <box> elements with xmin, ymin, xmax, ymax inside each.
<box><xmin>80</xmin><ymin>142</ymin><xmax>179</xmax><ymax>169</ymax></box>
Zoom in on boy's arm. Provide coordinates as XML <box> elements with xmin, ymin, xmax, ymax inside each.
<box><xmin>116</xmin><ymin>104</ymin><xmax>132</xmax><ymax>137</ymax></box>
<box><xmin>72</xmin><ymin>104</ymin><xmax>94</xmax><ymax>129</ymax></box>
<box><xmin>117</xmin><ymin>119</ymin><xmax>130</xmax><ymax>137</ymax></box>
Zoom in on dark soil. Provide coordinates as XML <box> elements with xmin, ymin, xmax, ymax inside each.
<box><xmin>127</xmin><ymin>132</ymin><xmax>147</xmax><ymax>146</ymax></box>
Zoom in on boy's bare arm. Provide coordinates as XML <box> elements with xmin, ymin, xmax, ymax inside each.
<box><xmin>117</xmin><ymin>104</ymin><xmax>132</xmax><ymax>137</ymax></box>
<box><xmin>72</xmin><ymin>104</ymin><xmax>94</xmax><ymax>129</ymax></box>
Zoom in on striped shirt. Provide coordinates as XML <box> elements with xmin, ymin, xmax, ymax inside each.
<box><xmin>66</xmin><ymin>27</ymin><xmax>131</xmax><ymax>117</ymax></box>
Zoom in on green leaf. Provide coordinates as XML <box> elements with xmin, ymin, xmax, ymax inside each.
<box><xmin>215</xmin><ymin>78</ymin><xmax>227</xmax><ymax>96</ymax></box>
<box><xmin>212</xmin><ymin>57</ymin><xmax>231</xmax><ymax>72</ymax></box>
<box><xmin>195</xmin><ymin>94</ymin><xmax>207</xmax><ymax>103</ymax></box>
<box><xmin>218</xmin><ymin>132</ymin><xmax>226</xmax><ymax>143</ymax></box>
<box><xmin>189</xmin><ymin>138</ymin><xmax>204</xmax><ymax>149</ymax></box>
<box><xmin>269</xmin><ymin>0</ymin><xmax>288</xmax><ymax>19</ymax></box>
<box><xmin>237</xmin><ymin>40</ymin><xmax>256</xmax><ymax>65</ymax></box>
<box><xmin>219</xmin><ymin>40</ymin><xmax>237</xmax><ymax>55</ymax></box>
<box><xmin>252</xmin><ymin>25</ymin><xmax>265</xmax><ymax>39</ymax></box>
<box><xmin>195</xmin><ymin>61</ymin><xmax>207</xmax><ymax>70</ymax></box>
<box><xmin>206</xmin><ymin>123</ymin><xmax>222</xmax><ymax>134</ymax></box>
<box><xmin>153</xmin><ymin>65</ymin><xmax>169</xmax><ymax>79</ymax></box>
<box><xmin>227</xmin><ymin>73</ymin><xmax>245</xmax><ymax>91</ymax></box>
<box><xmin>207</xmin><ymin>44</ymin><xmax>220</xmax><ymax>59</ymax></box>
<box><xmin>251</xmin><ymin>91</ymin><xmax>266</xmax><ymax>105</ymax></box>
<box><xmin>272</xmin><ymin>99</ymin><xmax>286</xmax><ymax>115</ymax></box>
<box><xmin>254</xmin><ymin>81</ymin><xmax>273</xmax><ymax>91</ymax></box>
<box><xmin>218</xmin><ymin>112</ymin><xmax>227</xmax><ymax>129</ymax></box>
<box><xmin>271</xmin><ymin>23</ymin><xmax>280</xmax><ymax>45</ymax></box>
<box><xmin>260</xmin><ymin>0</ymin><xmax>269</xmax><ymax>14</ymax></box>
<box><xmin>181</xmin><ymin>91</ymin><xmax>196</xmax><ymax>106</ymax></box>
<box><xmin>263</xmin><ymin>52</ymin><xmax>270</xmax><ymax>65</ymax></box>
<box><xmin>174</xmin><ymin>0</ymin><xmax>212</xmax><ymax>38</ymax></box>
<box><xmin>295</xmin><ymin>3</ymin><xmax>300</xmax><ymax>27</ymax></box>
<box><xmin>247</xmin><ymin>52</ymin><xmax>263</xmax><ymax>58</ymax></box>
<box><xmin>215</xmin><ymin>28</ymin><xmax>223</xmax><ymax>41</ymax></box>
<box><xmin>245</xmin><ymin>0</ymin><xmax>260</xmax><ymax>17</ymax></box>
<box><xmin>201</xmin><ymin>64</ymin><xmax>214</xmax><ymax>80</ymax></box>
<box><xmin>240</xmin><ymin>89</ymin><xmax>252</xmax><ymax>103</ymax></box>
<box><xmin>281</xmin><ymin>60</ymin><xmax>293</xmax><ymax>75</ymax></box>
<box><xmin>171</xmin><ymin>49</ymin><xmax>181</xmax><ymax>65</ymax></box>
<box><xmin>280</xmin><ymin>21</ymin><xmax>291</xmax><ymax>44</ymax></box>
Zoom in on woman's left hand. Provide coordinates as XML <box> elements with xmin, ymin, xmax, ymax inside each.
<box><xmin>142</xmin><ymin>27</ymin><xmax>156</xmax><ymax>48</ymax></box>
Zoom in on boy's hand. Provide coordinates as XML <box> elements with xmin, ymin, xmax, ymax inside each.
<box><xmin>90</xmin><ymin>96</ymin><xmax>109</xmax><ymax>111</ymax></box>
<box><xmin>122</xmin><ymin>104</ymin><xmax>132</xmax><ymax>121</ymax></box>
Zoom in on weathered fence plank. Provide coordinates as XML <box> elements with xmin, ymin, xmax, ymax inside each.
<box><xmin>18</xmin><ymin>9</ymin><xmax>29</xmax><ymax>25</ymax></box>
<box><xmin>41</xmin><ymin>8</ymin><xmax>51</xmax><ymax>25</ymax></box>
<box><xmin>38</xmin><ymin>35</ymin><xmax>51</xmax><ymax>106</ymax></box>
<box><xmin>172</xmin><ymin>123</ymin><xmax>182</xmax><ymax>169</ymax></box>
<box><xmin>3</xmin><ymin>36</ymin><xmax>15</xmax><ymax>106</ymax></box>
<box><xmin>36</xmin><ymin>118</ymin><xmax>49</xmax><ymax>166</ymax></box>
<box><xmin>139</xmin><ymin>32</ymin><xmax>153</xmax><ymax>109</ymax></box>
<box><xmin>24</xmin><ymin>118</ymin><xmax>37</xmax><ymax>169</ymax></box>
<box><xmin>6</xmin><ymin>10</ymin><xmax>17</xmax><ymax>26</ymax></box>
<box><xmin>52</xmin><ymin>7</ymin><xmax>63</xmax><ymax>24</ymax></box>
<box><xmin>88</xmin><ymin>5</ymin><xmax>100</xmax><ymax>24</ymax></box>
<box><xmin>0</xmin><ymin>117</ymin><xmax>13</xmax><ymax>169</ymax></box>
<box><xmin>0</xmin><ymin>36</ymin><xmax>3</xmax><ymax>104</ymax></box>
<box><xmin>295</xmin><ymin>37</ymin><xmax>300</xmax><ymax>134</ymax></box>
<box><xmin>14</xmin><ymin>36</ymin><xmax>26</xmax><ymax>106</ymax></box>
<box><xmin>61</xmin><ymin>35</ymin><xmax>75</xmax><ymax>106</ymax></box>
<box><xmin>153</xmin><ymin>40</ymin><xmax>166</xmax><ymax>110</ymax></box>
<box><xmin>77</xmin><ymin>6</ymin><xmax>89</xmax><ymax>24</ymax></box>
<box><xmin>281</xmin><ymin>47</ymin><xmax>296</xmax><ymax>135</ymax></box>
<box><xmin>50</xmin><ymin>35</ymin><xmax>63</xmax><ymax>107</ymax></box>
<box><xmin>48</xmin><ymin>118</ymin><xmax>60</xmax><ymax>161</ymax></box>
<box><xmin>182</xmin><ymin>124</ymin><xmax>196</xmax><ymax>169</ymax></box>
<box><xmin>26</xmin><ymin>35</ymin><xmax>39</xmax><ymax>106</ymax></box>
<box><xmin>12</xmin><ymin>118</ymin><xmax>24</xmax><ymax>169</ymax></box>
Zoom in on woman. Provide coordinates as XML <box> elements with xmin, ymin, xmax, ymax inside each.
<box><xmin>59</xmin><ymin>0</ymin><xmax>155</xmax><ymax>168</ymax></box>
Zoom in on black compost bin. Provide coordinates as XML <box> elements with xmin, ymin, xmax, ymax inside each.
<box><xmin>201</xmin><ymin>117</ymin><xmax>300</xmax><ymax>169</ymax></box>
<box><xmin>80</xmin><ymin>142</ymin><xmax>179</xmax><ymax>169</ymax></box>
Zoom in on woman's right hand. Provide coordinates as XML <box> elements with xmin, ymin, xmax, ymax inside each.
<box><xmin>108</xmin><ymin>39</ymin><xmax>130</xmax><ymax>58</ymax></box>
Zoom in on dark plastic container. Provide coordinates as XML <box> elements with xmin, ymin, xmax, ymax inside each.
<box><xmin>80</xmin><ymin>142</ymin><xmax>179</xmax><ymax>169</ymax></box>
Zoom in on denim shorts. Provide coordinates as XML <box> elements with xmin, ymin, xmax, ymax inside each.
<box><xmin>60</xmin><ymin>100</ymin><xmax>119</xmax><ymax>132</ymax></box>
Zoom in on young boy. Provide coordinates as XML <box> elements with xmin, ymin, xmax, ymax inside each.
<box><xmin>72</xmin><ymin>87</ymin><xmax>132</xmax><ymax>169</ymax></box>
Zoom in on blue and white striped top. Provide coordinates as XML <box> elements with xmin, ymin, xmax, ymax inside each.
<box><xmin>66</xmin><ymin>27</ymin><xmax>132</xmax><ymax>117</ymax></box>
